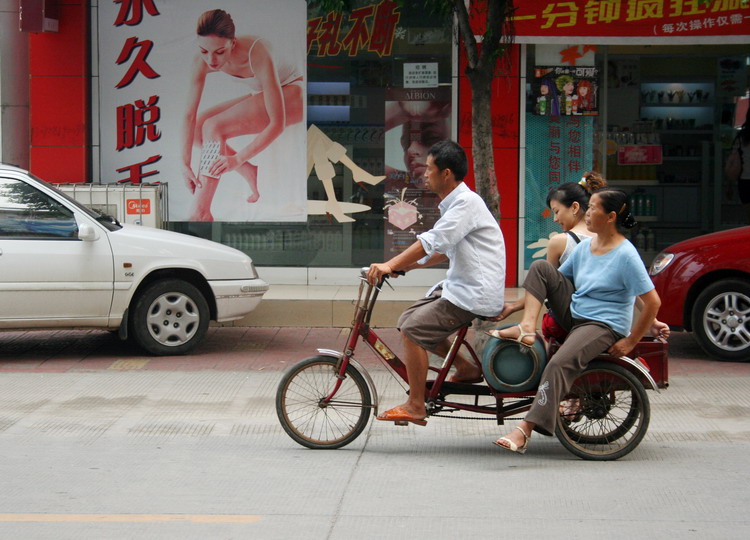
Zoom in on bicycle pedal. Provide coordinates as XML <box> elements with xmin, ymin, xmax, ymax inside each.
<box><xmin>394</xmin><ymin>420</ymin><xmax>409</xmax><ymax>426</ymax></box>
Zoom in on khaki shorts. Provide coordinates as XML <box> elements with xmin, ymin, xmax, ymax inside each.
<box><xmin>397</xmin><ymin>286</ymin><xmax>477</xmax><ymax>351</ymax></box>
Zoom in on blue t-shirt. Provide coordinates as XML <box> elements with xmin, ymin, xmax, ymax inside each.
<box><xmin>558</xmin><ymin>237</ymin><xmax>654</xmax><ymax>337</ymax></box>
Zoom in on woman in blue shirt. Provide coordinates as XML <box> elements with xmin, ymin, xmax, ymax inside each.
<box><xmin>489</xmin><ymin>188</ymin><xmax>662</xmax><ymax>454</ymax></box>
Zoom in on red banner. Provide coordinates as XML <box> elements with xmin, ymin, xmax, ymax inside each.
<box><xmin>510</xmin><ymin>0</ymin><xmax>750</xmax><ymax>43</ymax></box>
<box><xmin>617</xmin><ymin>145</ymin><xmax>663</xmax><ymax>165</ymax></box>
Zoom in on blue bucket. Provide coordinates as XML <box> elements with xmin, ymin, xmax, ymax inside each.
<box><xmin>481</xmin><ymin>325</ymin><xmax>548</xmax><ymax>393</ymax></box>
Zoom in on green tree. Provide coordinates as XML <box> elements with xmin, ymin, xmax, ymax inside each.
<box><xmin>309</xmin><ymin>0</ymin><xmax>516</xmax><ymax>220</ymax></box>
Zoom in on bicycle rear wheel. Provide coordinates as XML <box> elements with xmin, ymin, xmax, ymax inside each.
<box><xmin>276</xmin><ymin>355</ymin><xmax>372</xmax><ymax>449</ymax></box>
<box><xmin>556</xmin><ymin>361</ymin><xmax>650</xmax><ymax>461</ymax></box>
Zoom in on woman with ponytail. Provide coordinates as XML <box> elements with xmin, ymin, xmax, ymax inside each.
<box><xmin>545</xmin><ymin>171</ymin><xmax>606</xmax><ymax>267</ymax></box>
<box><xmin>486</xmin><ymin>188</ymin><xmax>665</xmax><ymax>454</ymax></box>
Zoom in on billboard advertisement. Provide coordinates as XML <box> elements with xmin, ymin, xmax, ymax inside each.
<box><xmin>98</xmin><ymin>0</ymin><xmax>307</xmax><ymax>222</ymax></box>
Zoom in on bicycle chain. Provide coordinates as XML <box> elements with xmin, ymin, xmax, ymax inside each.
<box><xmin>430</xmin><ymin>413</ymin><xmax>525</xmax><ymax>421</ymax></box>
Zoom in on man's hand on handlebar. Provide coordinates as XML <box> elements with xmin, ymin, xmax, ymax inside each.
<box><xmin>367</xmin><ymin>263</ymin><xmax>394</xmax><ymax>285</ymax></box>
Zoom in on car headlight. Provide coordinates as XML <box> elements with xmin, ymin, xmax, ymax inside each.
<box><xmin>649</xmin><ymin>252</ymin><xmax>674</xmax><ymax>276</ymax></box>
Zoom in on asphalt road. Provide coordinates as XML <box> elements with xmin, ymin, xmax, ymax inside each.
<box><xmin>0</xmin><ymin>328</ymin><xmax>748</xmax><ymax>539</ymax></box>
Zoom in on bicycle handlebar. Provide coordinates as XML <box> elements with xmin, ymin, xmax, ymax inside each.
<box><xmin>359</xmin><ymin>267</ymin><xmax>406</xmax><ymax>290</ymax></box>
<box><xmin>359</xmin><ymin>267</ymin><xmax>406</xmax><ymax>279</ymax></box>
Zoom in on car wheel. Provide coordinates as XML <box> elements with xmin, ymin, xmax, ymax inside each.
<box><xmin>130</xmin><ymin>279</ymin><xmax>209</xmax><ymax>356</ymax></box>
<box><xmin>691</xmin><ymin>278</ymin><xmax>750</xmax><ymax>361</ymax></box>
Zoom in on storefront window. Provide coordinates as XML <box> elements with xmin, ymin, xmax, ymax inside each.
<box><xmin>170</xmin><ymin>1</ymin><xmax>453</xmax><ymax>268</ymax></box>
<box><xmin>522</xmin><ymin>44</ymin><xmax>605</xmax><ymax>271</ymax></box>
<box><xmin>522</xmin><ymin>44</ymin><xmax>749</xmax><ymax>272</ymax></box>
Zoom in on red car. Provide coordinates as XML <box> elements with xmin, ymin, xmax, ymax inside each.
<box><xmin>649</xmin><ymin>226</ymin><xmax>750</xmax><ymax>361</ymax></box>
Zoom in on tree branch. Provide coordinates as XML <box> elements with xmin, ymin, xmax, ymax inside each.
<box><xmin>477</xmin><ymin>0</ymin><xmax>514</xmax><ymax>74</ymax></box>
<box><xmin>453</xmin><ymin>0</ymin><xmax>479</xmax><ymax>70</ymax></box>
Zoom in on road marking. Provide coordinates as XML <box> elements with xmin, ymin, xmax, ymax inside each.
<box><xmin>0</xmin><ymin>514</ymin><xmax>262</xmax><ymax>523</ymax></box>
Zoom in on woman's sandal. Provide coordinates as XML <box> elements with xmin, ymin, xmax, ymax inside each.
<box><xmin>484</xmin><ymin>323</ymin><xmax>536</xmax><ymax>349</ymax></box>
<box><xmin>493</xmin><ymin>426</ymin><xmax>531</xmax><ymax>455</ymax></box>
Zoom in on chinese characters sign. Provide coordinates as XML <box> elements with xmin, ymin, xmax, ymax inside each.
<box><xmin>98</xmin><ymin>0</ymin><xmax>308</xmax><ymax>222</ymax></box>
<box><xmin>511</xmin><ymin>0</ymin><xmax>750</xmax><ymax>42</ymax></box>
<box><xmin>523</xmin><ymin>115</ymin><xmax>595</xmax><ymax>268</ymax></box>
<box><xmin>307</xmin><ymin>0</ymin><xmax>401</xmax><ymax>56</ymax></box>
<box><xmin>404</xmin><ymin>63</ymin><xmax>439</xmax><ymax>88</ymax></box>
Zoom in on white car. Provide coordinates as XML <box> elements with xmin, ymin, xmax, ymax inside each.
<box><xmin>0</xmin><ymin>164</ymin><xmax>269</xmax><ymax>355</ymax></box>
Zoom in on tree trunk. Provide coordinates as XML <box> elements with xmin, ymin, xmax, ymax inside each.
<box><xmin>468</xmin><ymin>69</ymin><xmax>500</xmax><ymax>220</ymax></box>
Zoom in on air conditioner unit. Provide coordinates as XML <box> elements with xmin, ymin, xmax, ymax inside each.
<box><xmin>19</xmin><ymin>0</ymin><xmax>59</xmax><ymax>33</ymax></box>
<box><xmin>53</xmin><ymin>182</ymin><xmax>169</xmax><ymax>228</ymax></box>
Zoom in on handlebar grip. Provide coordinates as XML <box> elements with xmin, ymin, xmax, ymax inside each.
<box><xmin>360</xmin><ymin>267</ymin><xmax>406</xmax><ymax>279</ymax></box>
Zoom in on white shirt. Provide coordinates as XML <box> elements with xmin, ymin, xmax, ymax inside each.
<box><xmin>417</xmin><ymin>182</ymin><xmax>506</xmax><ymax>317</ymax></box>
<box><xmin>560</xmin><ymin>231</ymin><xmax>592</xmax><ymax>266</ymax></box>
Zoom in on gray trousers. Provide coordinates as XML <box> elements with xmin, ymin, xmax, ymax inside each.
<box><xmin>523</xmin><ymin>260</ymin><xmax>621</xmax><ymax>436</ymax></box>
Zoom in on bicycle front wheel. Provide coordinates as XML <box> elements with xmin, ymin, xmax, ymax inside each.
<box><xmin>276</xmin><ymin>355</ymin><xmax>372</xmax><ymax>449</ymax></box>
<box><xmin>556</xmin><ymin>362</ymin><xmax>650</xmax><ymax>461</ymax></box>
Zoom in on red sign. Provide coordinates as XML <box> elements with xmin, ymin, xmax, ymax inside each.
<box><xmin>617</xmin><ymin>145</ymin><xmax>663</xmax><ymax>165</ymax></box>
<box><xmin>510</xmin><ymin>0</ymin><xmax>750</xmax><ymax>43</ymax></box>
<box><xmin>126</xmin><ymin>199</ymin><xmax>151</xmax><ymax>214</ymax></box>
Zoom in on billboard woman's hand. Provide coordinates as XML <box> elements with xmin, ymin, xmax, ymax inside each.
<box><xmin>183</xmin><ymin>165</ymin><xmax>201</xmax><ymax>194</ymax></box>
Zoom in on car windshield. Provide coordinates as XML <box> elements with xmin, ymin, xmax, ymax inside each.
<box><xmin>30</xmin><ymin>174</ymin><xmax>123</xmax><ymax>231</ymax></box>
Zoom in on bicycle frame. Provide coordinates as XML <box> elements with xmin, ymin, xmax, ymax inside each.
<box><xmin>322</xmin><ymin>274</ymin><xmax>536</xmax><ymax>424</ymax></box>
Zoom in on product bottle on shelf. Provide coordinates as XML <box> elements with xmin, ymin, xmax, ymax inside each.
<box><xmin>645</xmin><ymin>228</ymin><xmax>656</xmax><ymax>251</ymax></box>
<box><xmin>635</xmin><ymin>229</ymin><xmax>646</xmax><ymax>251</ymax></box>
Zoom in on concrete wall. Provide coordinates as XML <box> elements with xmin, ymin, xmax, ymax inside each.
<box><xmin>0</xmin><ymin>0</ymin><xmax>30</xmax><ymax>168</ymax></box>
<box><xmin>28</xmin><ymin>0</ymin><xmax>89</xmax><ymax>182</ymax></box>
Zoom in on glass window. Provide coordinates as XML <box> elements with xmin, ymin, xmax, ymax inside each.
<box><xmin>522</xmin><ymin>43</ymin><xmax>750</xmax><ymax>276</ymax></box>
<box><xmin>170</xmin><ymin>1</ymin><xmax>453</xmax><ymax>268</ymax></box>
<box><xmin>0</xmin><ymin>177</ymin><xmax>78</xmax><ymax>238</ymax></box>
<box><xmin>522</xmin><ymin>44</ymin><xmax>605</xmax><ymax>271</ymax></box>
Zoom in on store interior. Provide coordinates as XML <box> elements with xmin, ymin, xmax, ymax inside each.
<box><xmin>525</xmin><ymin>44</ymin><xmax>750</xmax><ymax>267</ymax></box>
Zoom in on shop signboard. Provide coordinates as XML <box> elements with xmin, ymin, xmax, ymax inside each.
<box><xmin>618</xmin><ymin>145</ymin><xmax>663</xmax><ymax>165</ymax></box>
<box><xmin>98</xmin><ymin>0</ymin><xmax>308</xmax><ymax>223</ymax></box>
<box><xmin>511</xmin><ymin>0</ymin><xmax>750</xmax><ymax>43</ymax></box>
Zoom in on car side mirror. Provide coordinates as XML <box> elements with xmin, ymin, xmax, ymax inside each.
<box><xmin>78</xmin><ymin>222</ymin><xmax>99</xmax><ymax>242</ymax></box>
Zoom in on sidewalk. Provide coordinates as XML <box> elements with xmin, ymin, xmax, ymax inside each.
<box><xmin>1</xmin><ymin>325</ymin><xmax>748</xmax><ymax>379</ymax></box>
<box><xmin>228</xmin><ymin>284</ymin><xmax>526</xmax><ymax>327</ymax></box>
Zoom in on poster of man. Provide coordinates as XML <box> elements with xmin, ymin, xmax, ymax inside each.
<box><xmin>533</xmin><ymin>66</ymin><xmax>599</xmax><ymax>116</ymax></box>
<box><xmin>98</xmin><ymin>0</ymin><xmax>307</xmax><ymax>223</ymax></box>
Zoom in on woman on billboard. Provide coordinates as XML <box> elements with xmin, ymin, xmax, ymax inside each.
<box><xmin>180</xmin><ymin>9</ymin><xmax>303</xmax><ymax>221</ymax></box>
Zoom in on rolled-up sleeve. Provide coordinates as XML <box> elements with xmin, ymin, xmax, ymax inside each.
<box><xmin>417</xmin><ymin>197</ymin><xmax>473</xmax><ymax>258</ymax></box>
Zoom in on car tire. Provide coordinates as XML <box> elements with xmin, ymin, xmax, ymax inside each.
<box><xmin>130</xmin><ymin>279</ymin><xmax>209</xmax><ymax>356</ymax></box>
<box><xmin>691</xmin><ymin>278</ymin><xmax>750</xmax><ymax>362</ymax></box>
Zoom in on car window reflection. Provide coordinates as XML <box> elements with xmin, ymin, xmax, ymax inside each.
<box><xmin>0</xmin><ymin>177</ymin><xmax>78</xmax><ymax>238</ymax></box>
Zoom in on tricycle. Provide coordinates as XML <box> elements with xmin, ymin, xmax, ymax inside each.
<box><xmin>276</xmin><ymin>270</ymin><xmax>669</xmax><ymax>460</ymax></box>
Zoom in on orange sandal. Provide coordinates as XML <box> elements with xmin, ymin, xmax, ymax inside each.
<box><xmin>376</xmin><ymin>406</ymin><xmax>427</xmax><ymax>426</ymax></box>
